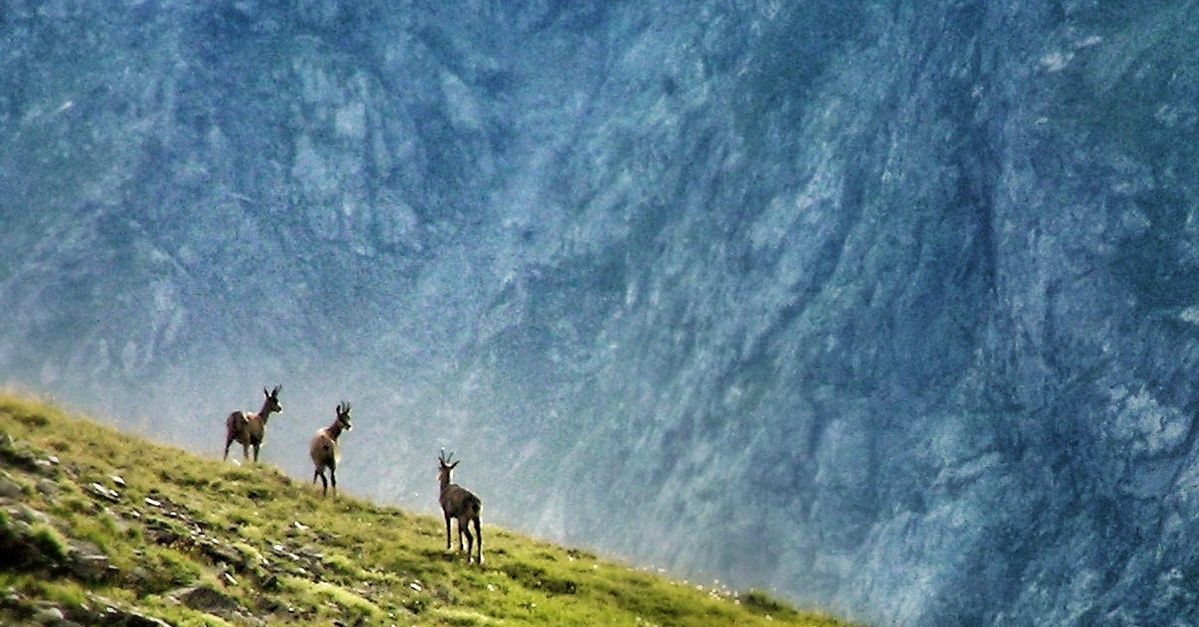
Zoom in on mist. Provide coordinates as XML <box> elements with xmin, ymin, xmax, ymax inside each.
<box><xmin>5</xmin><ymin>1</ymin><xmax>1199</xmax><ymax>624</ymax></box>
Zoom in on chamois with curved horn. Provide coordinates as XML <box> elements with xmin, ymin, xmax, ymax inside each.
<box><xmin>438</xmin><ymin>449</ymin><xmax>483</xmax><ymax>564</ymax></box>
<box><xmin>223</xmin><ymin>385</ymin><xmax>283</xmax><ymax>463</ymax></box>
<box><xmin>310</xmin><ymin>401</ymin><xmax>353</xmax><ymax>497</ymax></box>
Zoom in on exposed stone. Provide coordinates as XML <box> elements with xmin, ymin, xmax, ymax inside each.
<box><xmin>69</xmin><ymin>552</ymin><xmax>112</xmax><ymax>582</ymax></box>
<box><xmin>97</xmin><ymin>605</ymin><xmax>173</xmax><ymax>627</ymax></box>
<box><xmin>33</xmin><ymin>605</ymin><xmax>65</xmax><ymax>624</ymax></box>
<box><xmin>0</xmin><ymin>437</ymin><xmax>39</xmax><ymax>472</ymax></box>
<box><xmin>199</xmin><ymin>540</ymin><xmax>242</xmax><ymax>569</ymax></box>
<box><xmin>231</xmin><ymin>612</ymin><xmax>266</xmax><ymax>627</ymax></box>
<box><xmin>14</xmin><ymin>504</ymin><xmax>51</xmax><ymax>525</ymax></box>
<box><xmin>0</xmin><ymin>520</ymin><xmax>64</xmax><ymax>571</ymax></box>
<box><xmin>174</xmin><ymin>585</ymin><xmax>239</xmax><ymax>614</ymax></box>
<box><xmin>0</xmin><ymin>473</ymin><xmax>24</xmax><ymax>498</ymax></box>
<box><xmin>144</xmin><ymin>519</ymin><xmax>181</xmax><ymax>546</ymax></box>
<box><xmin>35</xmin><ymin>478</ymin><xmax>59</xmax><ymax>496</ymax></box>
<box><xmin>88</xmin><ymin>483</ymin><xmax>120</xmax><ymax>502</ymax></box>
<box><xmin>261</xmin><ymin>574</ymin><xmax>280</xmax><ymax>591</ymax></box>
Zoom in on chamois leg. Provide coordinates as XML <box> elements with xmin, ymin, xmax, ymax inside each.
<box><xmin>223</xmin><ymin>435</ymin><xmax>234</xmax><ymax>461</ymax></box>
<box><xmin>462</xmin><ymin>522</ymin><xmax>473</xmax><ymax>561</ymax></box>
<box><xmin>444</xmin><ymin>513</ymin><xmax>453</xmax><ymax>551</ymax></box>
<box><xmin>329</xmin><ymin>466</ymin><xmax>337</xmax><ymax>498</ymax></box>
<box><xmin>241</xmin><ymin>443</ymin><xmax>250</xmax><ymax>461</ymax></box>
<box><xmin>252</xmin><ymin>444</ymin><xmax>261</xmax><ymax>463</ymax></box>
<box><xmin>473</xmin><ymin>517</ymin><xmax>483</xmax><ymax>565</ymax></box>
<box><xmin>314</xmin><ymin>469</ymin><xmax>327</xmax><ymax>495</ymax></box>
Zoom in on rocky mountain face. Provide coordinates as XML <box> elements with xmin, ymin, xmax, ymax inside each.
<box><xmin>4</xmin><ymin>1</ymin><xmax>1199</xmax><ymax>624</ymax></box>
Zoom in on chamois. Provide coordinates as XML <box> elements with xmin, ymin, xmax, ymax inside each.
<box><xmin>223</xmin><ymin>385</ymin><xmax>283</xmax><ymax>463</ymax></box>
<box><xmin>438</xmin><ymin>449</ymin><xmax>483</xmax><ymax>564</ymax></box>
<box><xmin>310</xmin><ymin>402</ymin><xmax>353</xmax><ymax>497</ymax></box>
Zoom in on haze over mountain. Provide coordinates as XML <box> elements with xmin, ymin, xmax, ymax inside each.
<box><xmin>3</xmin><ymin>1</ymin><xmax>1199</xmax><ymax>624</ymax></box>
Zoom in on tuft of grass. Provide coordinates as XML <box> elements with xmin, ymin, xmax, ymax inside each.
<box><xmin>32</xmin><ymin>579</ymin><xmax>88</xmax><ymax>609</ymax></box>
<box><xmin>320</xmin><ymin>551</ymin><xmax>358</xmax><ymax>576</ymax></box>
<box><xmin>0</xmin><ymin>508</ymin><xmax>16</xmax><ymax>545</ymax></box>
<box><xmin>0</xmin><ymin>575</ymin><xmax>89</xmax><ymax>611</ymax></box>
<box><xmin>29</xmin><ymin>523</ymin><xmax>69</xmax><ymax>562</ymax></box>
<box><xmin>138</xmin><ymin>546</ymin><xmax>202</xmax><ymax>594</ymax></box>
<box><xmin>298</xmin><ymin>578</ymin><xmax>387</xmax><ymax>621</ymax></box>
<box><xmin>501</xmin><ymin>561</ymin><xmax>580</xmax><ymax>595</ymax></box>
<box><xmin>433</xmin><ymin>606</ymin><xmax>501</xmax><ymax>625</ymax></box>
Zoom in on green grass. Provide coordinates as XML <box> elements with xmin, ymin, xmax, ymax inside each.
<box><xmin>0</xmin><ymin>393</ymin><xmax>850</xmax><ymax>626</ymax></box>
<box><xmin>28</xmin><ymin>522</ymin><xmax>69</xmax><ymax>561</ymax></box>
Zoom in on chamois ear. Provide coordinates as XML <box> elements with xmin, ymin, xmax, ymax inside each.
<box><xmin>263</xmin><ymin>387</ymin><xmax>270</xmax><ymax>398</ymax></box>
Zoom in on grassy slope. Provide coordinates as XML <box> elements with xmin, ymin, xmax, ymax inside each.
<box><xmin>0</xmin><ymin>394</ymin><xmax>849</xmax><ymax>626</ymax></box>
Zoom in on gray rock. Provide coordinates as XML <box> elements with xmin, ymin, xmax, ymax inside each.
<box><xmin>13</xmin><ymin>504</ymin><xmax>51</xmax><ymax>524</ymax></box>
<box><xmin>0</xmin><ymin>473</ymin><xmax>25</xmax><ymax>498</ymax></box>
<box><xmin>35</xmin><ymin>478</ymin><xmax>59</xmax><ymax>496</ymax></box>
<box><xmin>32</xmin><ymin>459</ymin><xmax>56</xmax><ymax>474</ymax></box>
<box><xmin>97</xmin><ymin>605</ymin><xmax>173</xmax><ymax>627</ymax></box>
<box><xmin>174</xmin><ymin>585</ymin><xmax>240</xmax><ymax>614</ymax></box>
<box><xmin>199</xmin><ymin>540</ymin><xmax>241</xmax><ymax>569</ymax></box>
<box><xmin>68</xmin><ymin>552</ymin><xmax>112</xmax><ymax>582</ymax></box>
<box><xmin>88</xmin><ymin>483</ymin><xmax>119</xmax><ymax>502</ymax></box>
<box><xmin>33</xmin><ymin>605</ymin><xmax>64</xmax><ymax>623</ymax></box>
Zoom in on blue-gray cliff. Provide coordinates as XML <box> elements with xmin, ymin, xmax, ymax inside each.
<box><xmin>3</xmin><ymin>1</ymin><xmax>1198</xmax><ymax>624</ymax></box>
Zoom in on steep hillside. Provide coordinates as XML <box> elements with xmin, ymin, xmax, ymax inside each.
<box><xmin>7</xmin><ymin>2</ymin><xmax>1199</xmax><ymax>624</ymax></box>
<box><xmin>0</xmin><ymin>394</ymin><xmax>845</xmax><ymax>626</ymax></box>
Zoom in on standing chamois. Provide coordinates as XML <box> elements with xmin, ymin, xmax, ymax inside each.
<box><xmin>223</xmin><ymin>385</ymin><xmax>283</xmax><ymax>463</ymax></box>
<box><xmin>438</xmin><ymin>449</ymin><xmax>483</xmax><ymax>564</ymax></box>
<box><xmin>310</xmin><ymin>402</ymin><xmax>353</xmax><ymax>497</ymax></box>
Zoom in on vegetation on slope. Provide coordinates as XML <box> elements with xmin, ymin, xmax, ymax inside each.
<box><xmin>0</xmin><ymin>394</ymin><xmax>847</xmax><ymax>626</ymax></box>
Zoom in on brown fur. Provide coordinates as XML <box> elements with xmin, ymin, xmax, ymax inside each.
<box><xmin>223</xmin><ymin>385</ymin><xmax>282</xmax><ymax>463</ymax></box>
<box><xmin>311</xmin><ymin>402</ymin><xmax>352</xmax><ymax>497</ymax></box>
<box><xmin>438</xmin><ymin>450</ymin><xmax>483</xmax><ymax>564</ymax></box>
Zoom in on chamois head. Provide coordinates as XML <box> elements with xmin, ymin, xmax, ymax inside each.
<box><xmin>438</xmin><ymin>448</ymin><xmax>459</xmax><ymax>477</ymax></box>
<box><xmin>335</xmin><ymin>401</ymin><xmax>353</xmax><ymax>432</ymax></box>
<box><xmin>263</xmin><ymin>385</ymin><xmax>283</xmax><ymax>414</ymax></box>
